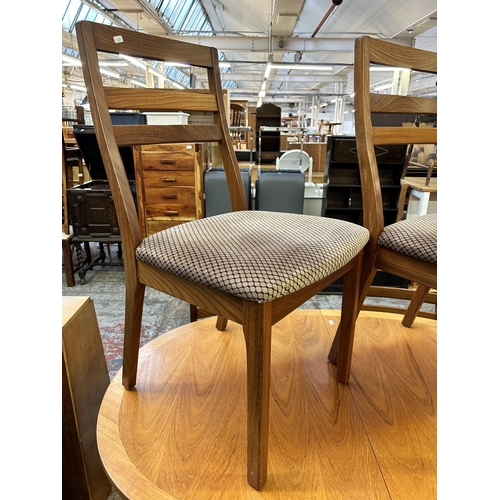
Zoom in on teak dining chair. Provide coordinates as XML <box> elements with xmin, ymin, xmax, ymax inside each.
<box><xmin>75</xmin><ymin>20</ymin><xmax>370</xmax><ymax>490</ymax></box>
<box><xmin>329</xmin><ymin>36</ymin><xmax>437</xmax><ymax>379</ymax></box>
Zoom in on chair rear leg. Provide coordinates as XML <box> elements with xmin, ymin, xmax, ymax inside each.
<box><xmin>328</xmin><ymin>260</ymin><xmax>376</xmax><ymax>368</ymax></box>
<box><xmin>122</xmin><ymin>280</ymin><xmax>146</xmax><ymax>389</ymax></box>
<box><xmin>402</xmin><ymin>284</ymin><xmax>431</xmax><ymax>327</ymax></box>
<box><xmin>333</xmin><ymin>255</ymin><xmax>363</xmax><ymax>383</ymax></box>
<box><xmin>242</xmin><ymin>300</ymin><xmax>272</xmax><ymax>490</ymax></box>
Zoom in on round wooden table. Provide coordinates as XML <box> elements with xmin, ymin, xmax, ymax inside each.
<box><xmin>97</xmin><ymin>310</ymin><xmax>437</xmax><ymax>499</ymax></box>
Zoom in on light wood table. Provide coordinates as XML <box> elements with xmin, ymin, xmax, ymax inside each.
<box><xmin>97</xmin><ymin>310</ymin><xmax>436</xmax><ymax>499</ymax></box>
<box><xmin>397</xmin><ymin>176</ymin><xmax>437</xmax><ymax>221</ymax></box>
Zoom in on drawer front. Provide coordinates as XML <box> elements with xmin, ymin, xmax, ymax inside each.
<box><xmin>143</xmin><ymin>169</ymin><xmax>195</xmax><ymax>187</ymax></box>
<box><xmin>146</xmin><ymin>203</ymin><xmax>196</xmax><ymax>218</ymax></box>
<box><xmin>145</xmin><ymin>186</ymin><xmax>195</xmax><ymax>206</ymax></box>
<box><xmin>146</xmin><ymin>219</ymin><xmax>193</xmax><ymax>235</ymax></box>
<box><xmin>140</xmin><ymin>151</ymin><xmax>195</xmax><ymax>171</ymax></box>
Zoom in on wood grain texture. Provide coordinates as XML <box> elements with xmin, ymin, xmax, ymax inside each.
<box><xmin>97</xmin><ymin>310</ymin><xmax>436</xmax><ymax>499</ymax></box>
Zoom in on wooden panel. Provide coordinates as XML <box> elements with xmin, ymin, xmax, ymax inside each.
<box><xmin>62</xmin><ymin>296</ymin><xmax>111</xmax><ymax>500</ymax></box>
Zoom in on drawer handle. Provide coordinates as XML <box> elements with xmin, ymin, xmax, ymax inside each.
<box><xmin>163</xmin><ymin>210</ymin><xmax>179</xmax><ymax>216</ymax></box>
<box><xmin>162</xmin><ymin>193</ymin><xmax>177</xmax><ymax>199</ymax></box>
<box><xmin>161</xmin><ymin>177</ymin><xmax>177</xmax><ymax>182</ymax></box>
<box><xmin>160</xmin><ymin>158</ymin><xmax>176</xmax><ymax>164</ymax></box>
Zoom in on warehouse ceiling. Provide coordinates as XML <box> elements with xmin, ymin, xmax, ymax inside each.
<box><xmin>62</xmin><ymin>0</ymin><xmax>437</xmax><ymax>109</ymax></box>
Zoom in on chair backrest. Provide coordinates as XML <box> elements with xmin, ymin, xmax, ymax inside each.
<box><xmin>353</xmin><ymin>36</ymin><xmax>437</xmax><ymax>250</ymax></box>
<box><xmin>276</xmin><ymin>149</ymin><xmax>312</xmax><ymax>173</ymax></box>
<box><xmin>255</xmin><ymin>169</ymin><xmax>305</xmax><ymax>214</ymax></box>
<box><xmin>75</xmin><ymin>21</ymin><xmax>247</xmax><ymax>269</ymax></box>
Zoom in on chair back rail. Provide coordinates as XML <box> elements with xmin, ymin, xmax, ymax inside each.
<box><xmin>75</xmin><ymin>21</ymin><xmax>247</xmax><ymax>271</ymax></box>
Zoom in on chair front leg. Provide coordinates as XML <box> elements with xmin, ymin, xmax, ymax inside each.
<box><xmin>242</xmin><ymin>300</ymin><xmax>272</xmax><ymax>490</ymax></box>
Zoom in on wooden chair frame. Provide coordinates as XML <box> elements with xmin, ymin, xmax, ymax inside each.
<box><xmin>76</xmin><ymin>21</ymin><xmax>365</xmax><ymax>490</ymax></box>
<box><xmin>330</xmin><ymin>36</ymin><xmax>437</xmax><ymax>376</ymax></box>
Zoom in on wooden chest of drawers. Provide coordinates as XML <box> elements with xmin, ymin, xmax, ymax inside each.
<box><xmin>134</xmin><ymin>143</ymin><xmax>209</xmax><ymax>237</ymax></box>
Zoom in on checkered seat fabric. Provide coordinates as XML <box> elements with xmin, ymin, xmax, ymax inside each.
<box><xmin>136</xmin><ymin>210</ymin><xmax>370</xmax><ymax>302</ymax></box>
<box><xmin>377</xmin><ymin>213</ymin><xmax>437</xmax><ymax>264</ymax></box>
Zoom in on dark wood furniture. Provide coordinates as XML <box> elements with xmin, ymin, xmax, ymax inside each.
<box><xmin>256</xmin><ymin>102</ymin><xmax>281</xmax><ymax>163</ymax></box>
<box><xmin>329</xmin><ymin>36</ymin><xmax>437</xmax><ymax>380</ymax></box>
<box><xmin>62</xmin><ymin>296</ymin><xmax>111</xmax><ymax>500</ymax></box>
<box><xmin>76</xmin><ymin>20</ymin><xmax>370</xmax><ymax>490</ymax></box>
<box><xmin>323</xmin><ymin>135</ymin><xmax>408</xmax><ymax>291</ymax></box>
<box><xmin>324</xmin><ymin>135</ymin><xmax>406</xmax><ymax>226</ymax></box>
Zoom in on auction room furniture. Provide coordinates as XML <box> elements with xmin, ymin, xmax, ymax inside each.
<box><xmin>76</xmin><ymin>20</ymin><xmax>369</xmax><ymax>490</ymax></box>
<box><xmin>397</xmin><ymin>176</ymin><xmax>437</xmax><ymax>221</ymax></box>
<box><xmin>329</xmin><ymin>36</ymin><xmax>437</xmax><ymax>378</ymax></box>
<box><xmin>62</xmin><ymin>296</ymin><xmax>111</xmax><ymax>499</ymax></box>
<box><xmin>255</xmin><ymin>169</ymin><xmax>305</xmax><ymax>214</ymax></box>
<box><xmin>256</xmin><ymin>102</ymin><xmax>281</xmax><ymax>163</ymax></box>
<box><xmin>133</xmin><ymin>142</ymin><xmax>209</xmax><ymax>237</ymax></box>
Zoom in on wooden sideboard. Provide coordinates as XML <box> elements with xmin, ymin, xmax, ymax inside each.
<box><xmin>134</xmin><ymin>143</ymin><xmax>209</xmax><ymax>237</ymax></box>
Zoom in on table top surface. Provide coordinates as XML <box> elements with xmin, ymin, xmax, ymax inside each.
<box><xmin>401</xmin><ymin>176</ymin><xmax>437</xmax><ymax>192</ymax></box>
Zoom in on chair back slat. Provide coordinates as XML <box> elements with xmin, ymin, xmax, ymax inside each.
<box><xmin>368</xmin><ymin>37</ymin><xmax>437</xmax><ymax>73</ymax></box>
<box><xmin>91</xmin><ymin>22</ymin><xmax>214</xmax><ymax>68</ymax></box>
<box><xmin>75</xmin><ymin>20</ymin><xmax>247</xmax><ymax>272</ymax></box>
<box><xmin>113</xmin><ymin>125</ymin><xmax>222</xmax><ymax>147</ymax></box>
<box><xmin>371</xmin><ymin>94</ymin><xmax>437</xmax><ymax>115</ymax></box>
<box><xmin>372</xmin><ymin>127</ymin><xmax>437</xmax><ymax>146</ymax></box>
<box><xmin>104</xmin><ymin>87</ymin><xmax>218</xmax><ymax>112</ymax></box>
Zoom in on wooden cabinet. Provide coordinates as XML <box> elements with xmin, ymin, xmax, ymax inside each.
<box><xmin>134</xmin><ymin>143</ymin><xmax>209</xmax><ymax>236</ymax></box>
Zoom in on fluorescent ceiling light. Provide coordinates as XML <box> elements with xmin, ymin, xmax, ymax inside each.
<box><xmin>99</xmin><ymin>59</ymin><xmax>128</xmax><ymax>67</ymax></box>
<box><xmin>258</xmin><ymin>90</ymin><xmax>266</xmax><ymax>98</ymax></box>
<box><xmin>264</xmin><ymin>63</ymin><xmax>272</xmax><ymax>79</ymax></box>
<box><xmin>120</xmin><ymin>54</ymin><xmax>148</xmax><ymax>69</ymax></box>
<box><xmin>148</xmin><ymin>67</ymin><xmax>166</xmax><ymax>80</ymax></box>
<box><xmin>65</xmin><ymin>84</ymin><xmax>87</xmax><ymax>92</ymax></box>
<box><xmin>100</xmin><ymin>68</ymin><xmax>121</xmax><ymax>78</ymax></box>
<box><xmin>370</xmin><ymin>66</ymin><xmax>409</xmax><ymax>72</ymax></box>
<box><xmin>270</xmin><ymin>64</ymin><xmax>333</xmax><ymax>71</ymax></box>
<box><xmin>62</xmin><ymin>54</ymin><xmax>81</xmax><ymax>66</ymax></box>
<box><xmin>130</xmin><ymin>79</ymin><xmax>147</xmax><ymax>88</ymax></box>
<box><xmin>219</xmin><ymin>62</ymin><xmax>231</xmax><ymax>68</ymax></box>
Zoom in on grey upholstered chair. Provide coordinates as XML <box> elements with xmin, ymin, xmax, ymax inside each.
<box><xmin>255</xmin><ymin>169</ymin><xmax>305</xmax><ymax>214</ymax></box>
<box><xmin>76</xmin><ymin>20</ymin><xmax>369</xmax><ymax>490</ymax></box>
